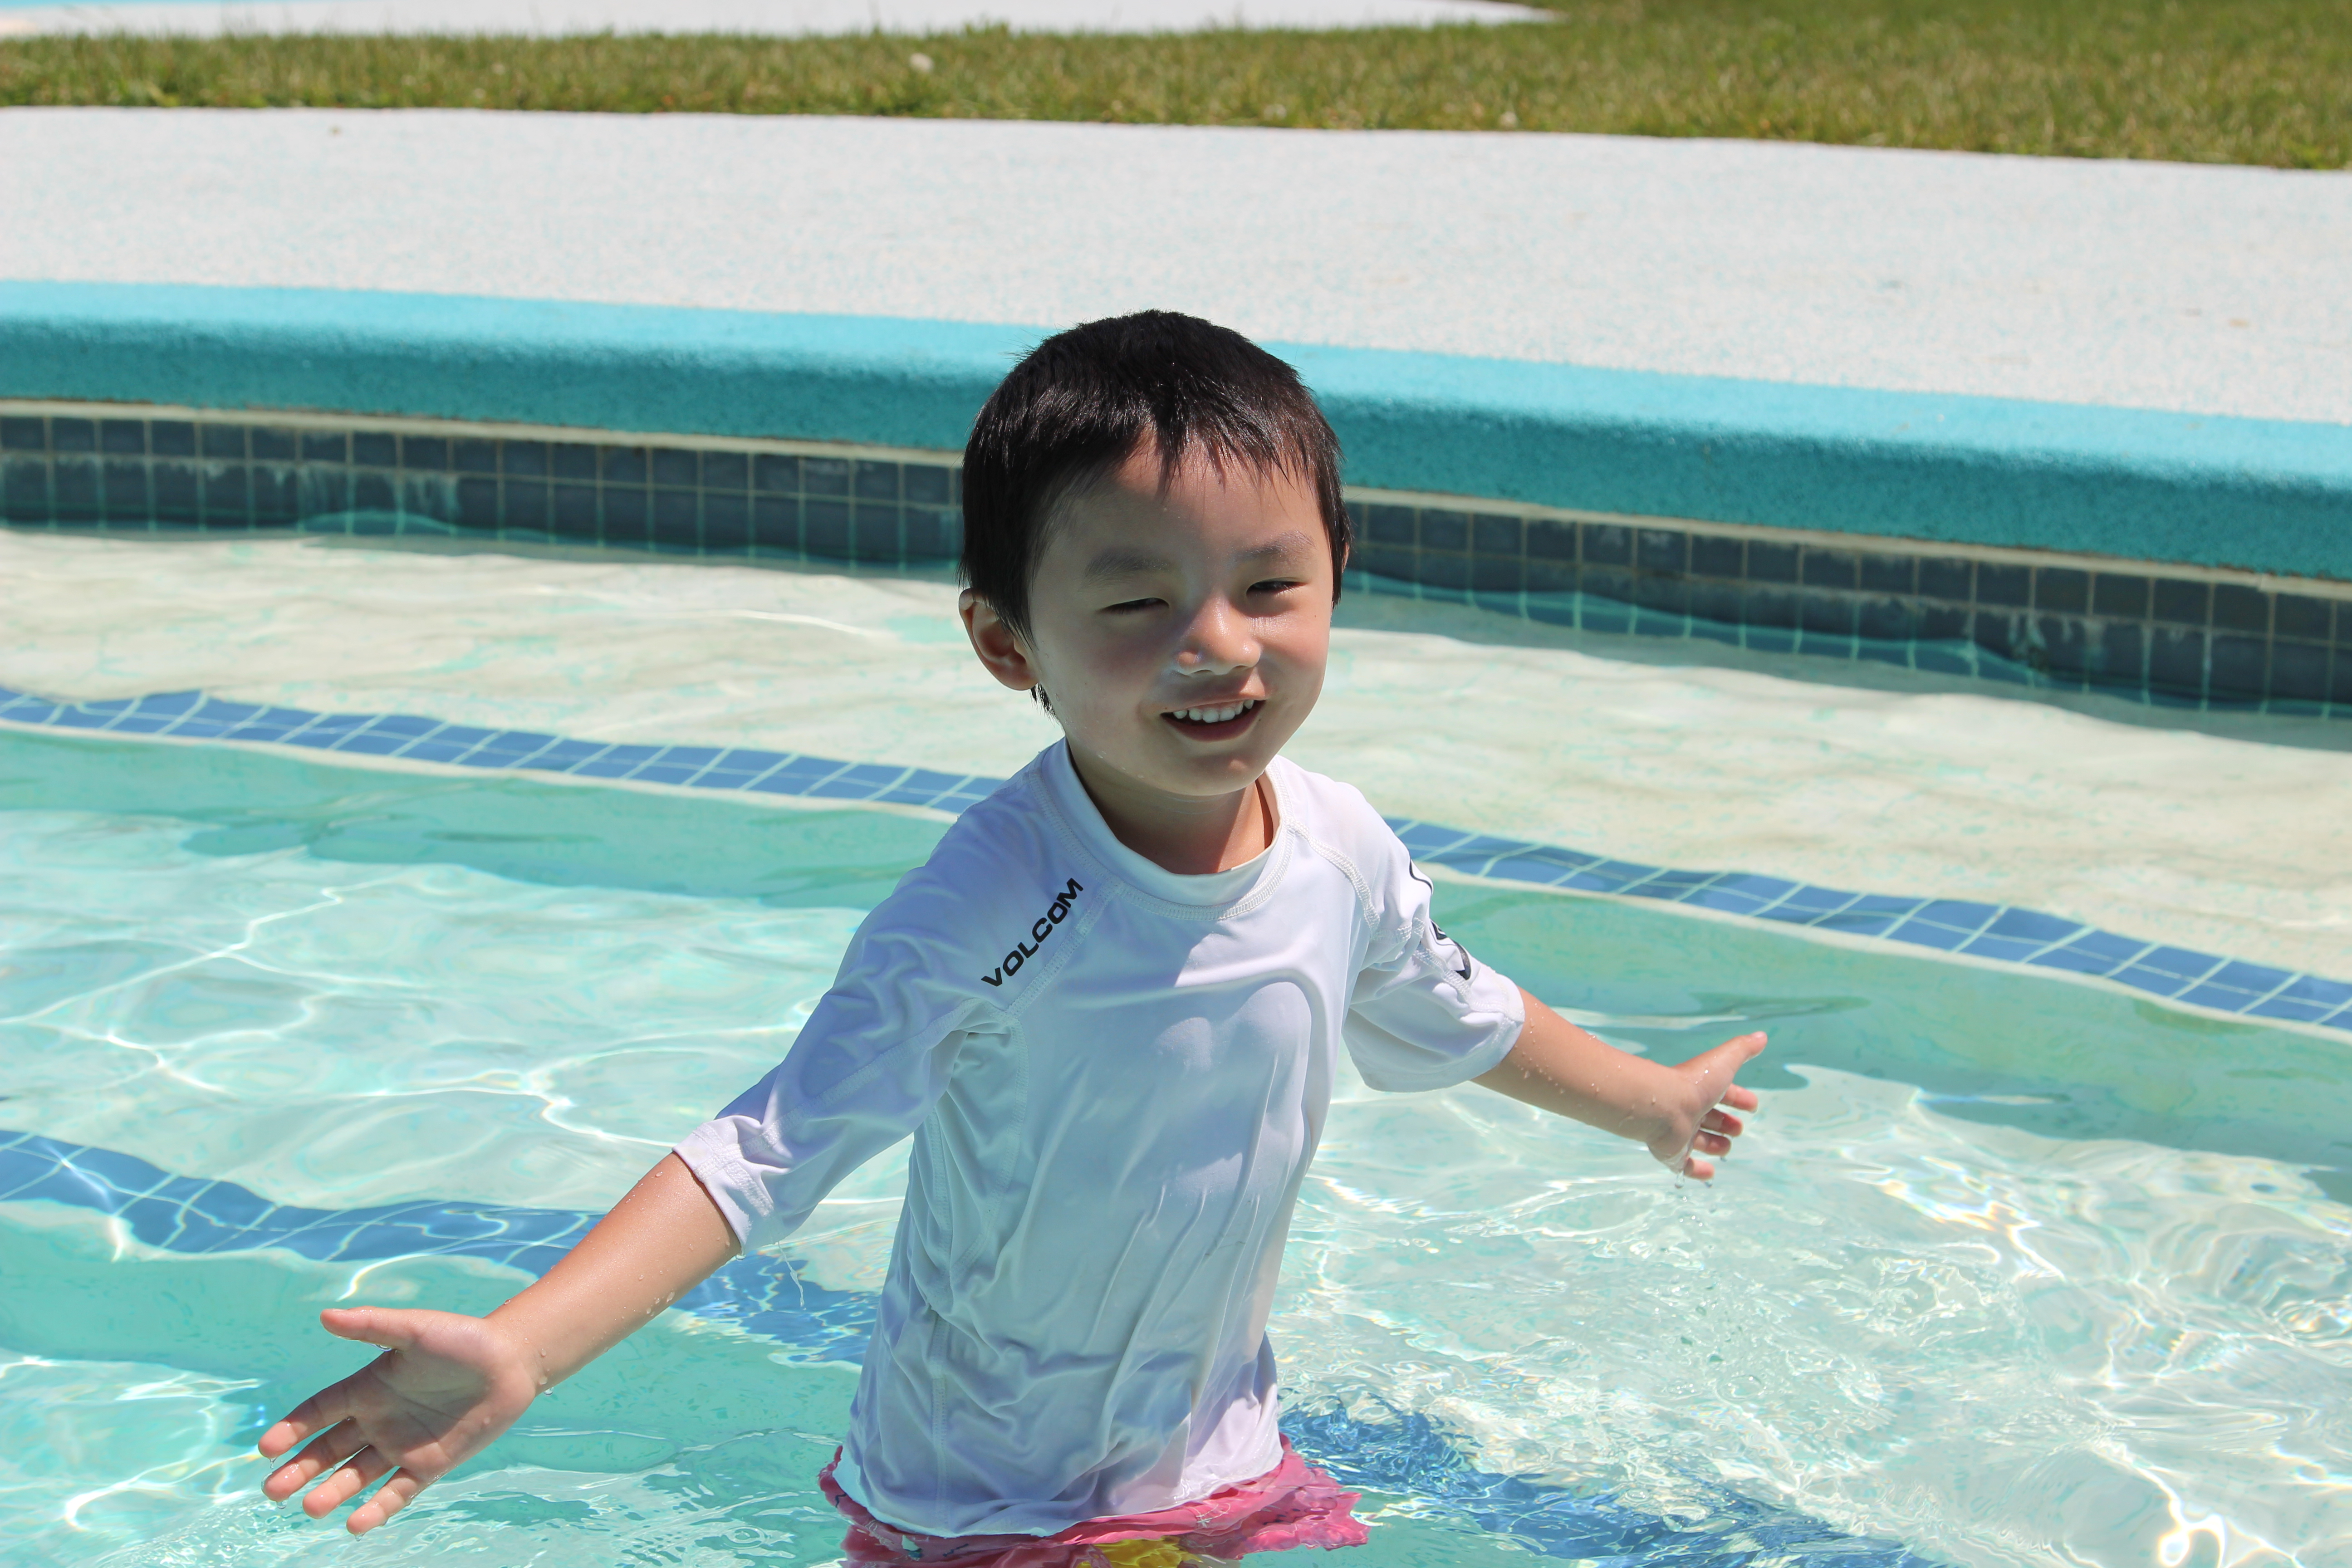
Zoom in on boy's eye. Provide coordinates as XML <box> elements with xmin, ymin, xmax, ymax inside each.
<box><xmin>1250</xmin><ymin>578</ymin><xmax>1305</xmax><ymax>595</ymax></box>
<box><xmin>1103</xmin><ymin>597</ymin><xmax>1165</xmax><ymax>613</ymax></box>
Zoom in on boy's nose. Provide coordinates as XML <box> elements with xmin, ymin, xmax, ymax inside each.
<box><xmin>1173</xmin><ymin>599</ymin><xmax>1259</xmax><ymax>674</ymax></box>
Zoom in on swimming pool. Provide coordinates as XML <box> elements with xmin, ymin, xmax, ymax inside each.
<box><xmin>4</xmin><ymin>534</ymin><xmax>2350</xmax><ymax>1567</ymax></box>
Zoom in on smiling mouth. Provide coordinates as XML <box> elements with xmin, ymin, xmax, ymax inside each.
<box><xmin>1162</xmin><ymin>698</ymin><xmax>1263</xmax><ymax>737</ymax></box>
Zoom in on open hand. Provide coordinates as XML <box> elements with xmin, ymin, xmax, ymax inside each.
<box><xmin>258</xmin><ymin>1306</ymin><xmax>541</xmax><ymax>1534</ymax></box>
<box><xmin>1649</xmin><ymin>1030</ymin><xmax>1766</xmax><ymax>1181</ymax></box>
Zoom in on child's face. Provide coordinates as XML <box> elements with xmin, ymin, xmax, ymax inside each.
<box><xmin>965</xmin><ymin>445</ymin><xmax>1336</xmax><ymax>807</ymax></box>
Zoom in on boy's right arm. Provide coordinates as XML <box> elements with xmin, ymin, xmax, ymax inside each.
<box><xmin>256</xmin><ymin>1151</ymin><xmax>740</xmax><ymax>1536</ymax></box>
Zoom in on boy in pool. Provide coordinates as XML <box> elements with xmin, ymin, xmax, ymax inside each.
<box><xmin>256</xmin><ymin>312</ymin><xmax>1765</xmax><ymax>1561</ymax></box>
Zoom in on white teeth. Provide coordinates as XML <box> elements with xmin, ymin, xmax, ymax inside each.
<box><xmin>1171</xmin><ymin>700</ymin><xmax>1259</xmax><ymax>725</ymax></box>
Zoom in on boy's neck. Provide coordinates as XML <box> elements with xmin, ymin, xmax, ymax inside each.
<box><xmin>1064</xmin><ymin>743</ymin><xmax>1276</xmax><ymax>877</ymax></box>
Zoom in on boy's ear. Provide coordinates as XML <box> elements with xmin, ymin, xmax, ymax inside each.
<box><xmin>959</xmin><ymin>590</ymin><xmax>1041</xmax><ymax>694</ymax></box>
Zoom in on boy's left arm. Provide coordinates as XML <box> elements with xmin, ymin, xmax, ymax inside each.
<box><xmin>1475</xmin><ymin>989</ymin><xmax>1764</xmax><ymax>1180</ymax></box>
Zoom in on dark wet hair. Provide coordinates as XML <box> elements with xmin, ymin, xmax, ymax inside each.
<box><xmin>959</xmin><ymin>310</ymin><xmax>1349</xmax><ymax>647</ymax></box>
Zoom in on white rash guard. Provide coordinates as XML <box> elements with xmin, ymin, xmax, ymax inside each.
<box><xmin>675</xmin><ymin>741</ymin><xmax>1526</xmax><ymax>1539</ymax></box>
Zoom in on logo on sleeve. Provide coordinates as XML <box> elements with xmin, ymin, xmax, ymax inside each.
<box><xmin>980</xmin><ymin>877</ymin><xmax>1084</xmax><ymax>988</ymax></box>
<box><xmin>1408</xmin><ymin>862</ymin><xmax>1472</xmax><ymax>980</ymax></box>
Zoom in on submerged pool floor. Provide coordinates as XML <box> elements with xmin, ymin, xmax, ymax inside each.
<box><xmin>5</xmin><ymin>530</ymin><xmax>2345</xmax><ymax>979</ymax></box>
<box><xmin>3</xmin><ymin>733</ymin><xmax>2347</xmax><ymax>1567</ymax></box>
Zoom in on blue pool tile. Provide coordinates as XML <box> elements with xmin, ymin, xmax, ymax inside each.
<box><xmin>627</xmin><ymin>763</ymin><xmax>703</xmax><ymax>786</ymax></box>
<box><xmin>128</xmin><ymin>691</ymin><xmax>204</xmax><ymax>716</ymax></box>
<box><xmin>1578</xmin><ymin>858</ymin><xmax>1660</xmax><ymax>886</ymax></box>
<box><xmin>1389</xmin><ymin>820</ymin><xmax>1474</xmax><ymax>854</ymax></box>
<box><xmin>1813</xmin><ymin>910</ymin><xmax>1901</xmax><ymax>937</ymax></box>
<box><xmin>2135</xmin><ymin>946</ymin><xmax>2228</xmax><ymax>982</ymax></box>
<box><xmin>394</xmin><ymin>739</ymin><xmax>480</xmax><ymax>764</ymax></box>
<box><xmin>72</xmin><ymin>697</ymin><xmax>134</xmax><ymax>715</ymax></box>
<box><xmin>186</xmin><ymin>1178</ymin><xmax>276</xmax><ymax>1229</ymax></box>
<box><xmin>712</xmin><ymin>749</ymin><xmax>788</xmax><ymax>777</ymax></box>
<box><xmin>2059</xmin><ymin>928</ymin><xmax>2151</xmax><ymax>963</ymax></box>
<box><xmin>2203</xmin><ymin>960</ymin><xmax>2295</xmax><ymax>995</ymax></box>
<box><xmin>652</xmin><ymin>745</ymin><xmax>722</xmax><ymax>768</ymax></box>
<box><xmin>2176</xmin><ymin>983</ymin><xmax>2267</xmax><ymax>1013</ymax></box>
<box><xmin>49</xmin><ymin>708</ymin><xmax>119</xmax><ymax>730</ymax></box>
<box><xmin>935</xmin><ymin>792</ymin><xmax>994</xmax><ymax>813</ymax></box>
<box><xmin>1632</xmin><ymin>867</ymin><xmax>1718</xmax><ymax>891</ymax></box>
<box><xmin>747</xmin><ymin>772</ymin><xmax>827</xmax><ymax>797</ymax></box>
<box><xmin>1844</xmin><ymin>893</ymin><xmax>1926</xmax><ymax>916</ymax></box>
<box><xmin>898</xmin><ymin>768</ymin><xmax>978</xmax><ymax>795</ymax></box>
<box><xmin>0</xmin><ymin>699</ymin><xmax>63</xmax><ymax>724</ymax></box>
<box><xmin>2028</xmin><ymin>944</ymin><xmax>2126</xmax><ymax>977</ymax></box>
<box><xmin>186</xmin><ymin>698</ymin><xmax>265</xmax><ymax>725</ymax></box>
<box><xmin>1985</xmin><ymin>907</ymin><xmax>2085</xmax><ymax>943</ymax></box>
<box><xmin>569</xmin><ymin>757</ymin><xmax>644</xmax><ymax>779</ymax></box>
<box><xmin>8</xmin><ymin>1162</ymin><xmax>129</xmax><ymax>1209</ymax></box>
<box><xmin>1883</xmin><ymin>920</ymin><xmax>1971</xmax><ymax>951</ymax></box>
<box><xmin>1682</xmin><ymin>886</ymin><xmax>1774</xmax><ymax>915</ymax></box>
<box><xmin>2272</xmin><ymin>974</ymin><xmax>2352</xmax><ymax>1008</ymax></box>
<box><xmin>118</xmin><ymin>1195</ymin><xmax>195</xmax><ymax>1245</ymax></box>
<box><xmin>332</xmin><ymin>732</ymin><xmax>412</xmax><ymax>756</ymax></box>
<box><xmin>838</xmin><ymin>762</ymin><xmax>913</xmax><ymax>788</ymax></box>
<box><xmin>163</xmin><ymin>1209</ymin><xmax>262</xmax><ymax>1254</ymax></box>
<box><xmin>2112</xmin><ymin>965</ymin><xmax>2192</xmax><ymax>996</ymax></box>
<box><xmin>1958</xmin><ymin>933</ymin><xmax>2053</xmax><ymax>965</ymax></box>
<box><xmin>363</xmin><ymin>714</ymin><xmax>443</xmax><ymax>738</ymax></box>
<box><xmin>1478</xmin><ymin>853</ymin><xmax>1576</xmax><ymax>885</ymax></box>
<box><xmin>1910</xmin><ymin>900</ymin><xmax>2002</xmax><ymax>935</ymax></box>
<box><xmin>514</xmin><ymin>737</ymin><xmax>606</xmax><ymax>767</ymax></box>
<box><xmin>101</xmin><ymin>713</ymin><xmax>176</xmax><ymax>734</ymax></box>
<box><xmin>2249</xmin><ymin>995</ymin><xmax>2338</xmax><ymax>1024</ymax></box>
<box><xmin>60</xmin><ymin>1144</ymin><xmax>166</xmax><ymax>1193</ymax></box>
<box><xmin>425</xmin><ymin>725</ymin><xmax>498</xmax><ymax>750</ymax></box>
<box><xmin>1773</xmin><ymin>885</ymin><xmax>1857</xmax><ymax>913</ymax></box>
<box><xmin>467</xmin><ymin>730</ymin><xmax>561</xmax><ymax>762</ymax></box>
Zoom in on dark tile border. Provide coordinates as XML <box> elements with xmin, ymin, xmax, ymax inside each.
<box><xmin>5</xmin><ymin>682</ymin><xmax>2344</xmax><ymax>1036</ymax></box>
<box><xmin>0</xmin><ymin>405</ymin><xmax>961</xmax><ymax>568</ymax></box>
<box><xmin>0</xmin><ymin>1126</ymin><xmax>1924</xmax><ymax>1560</ymax></box>
<box><xmin>6</xmin><ymin>402</ymin><xmax>2348</xmax><ymax>716</ymax></box>
<box><xmin>1345</xmin><ymin>494</ymin><xmax>2352</xmax><ymax>718</ymax></box>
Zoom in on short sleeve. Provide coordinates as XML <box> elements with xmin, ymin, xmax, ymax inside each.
<box><xmin>1343</xmin><ymin>853</ymin><xmax>1525</xmax><ymax>1093</ymax></box>
<box><xmin>675</xmin><ymin>902</ymin><xmax>991</xmax><ymax>1253</ymax></box>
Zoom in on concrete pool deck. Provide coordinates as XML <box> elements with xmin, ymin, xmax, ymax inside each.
<box><xmin>2</xmin><ymin>108</ymin><xmax>2345</xmax><ymax>426</ymax></box>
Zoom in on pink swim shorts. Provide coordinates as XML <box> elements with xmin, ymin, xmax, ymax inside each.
<box><xmin>818</xmin><ymin>1438</ymin><xmax>1370</xmax><ymax>1567</ymax></box>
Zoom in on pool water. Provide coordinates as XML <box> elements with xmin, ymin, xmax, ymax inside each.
<box><xmin>5</xmin><ymin>725</ymin><xmax>2349</xmax><ymax>1567</ymax></box>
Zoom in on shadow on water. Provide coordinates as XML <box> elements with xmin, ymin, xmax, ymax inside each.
<box><xmin>1443</xmin><ymin>884</ymin><xmax>2352</xmax><ymax>1203</ymax></box>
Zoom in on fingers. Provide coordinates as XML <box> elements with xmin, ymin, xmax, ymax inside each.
<box><xmin>257</xmin><ymin>1383</ymin><xmax>350</xmax><ymax>1459</ymax></box>
<box><xmin>263</xmin><ymin>1419</ymin><xmax>368</xmax><ymax>1503</ymax></box>
<box><xmin>320</xmin><ymin>1305</ymin><xmax>424</xmax><ymax>1352</ymax></box>
<box><xmin>1681</xmin><ymin>1152</ymin><xmax>1717</xmax><ymax>1181</ymax></box>
<box><xmin>348</xmin><ymin>1468</ymin><xmax>434</xmax><ymax>1536</ymax></box>
<box><xmin>301</xmin><ymin>1443</ymin><xmax>395</xmax><ymax>1521</ymax></box>
<box><xmin>1701</xmin><ymin>1108</ymin><xmax>1744</xmax><ymax>1138</ymax></box>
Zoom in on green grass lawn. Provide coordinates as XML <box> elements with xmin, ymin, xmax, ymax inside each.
<box><xmin>2</xmin><ymin>0</ymin><xmax>2346</xmax><ymax>168</ymax></box>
